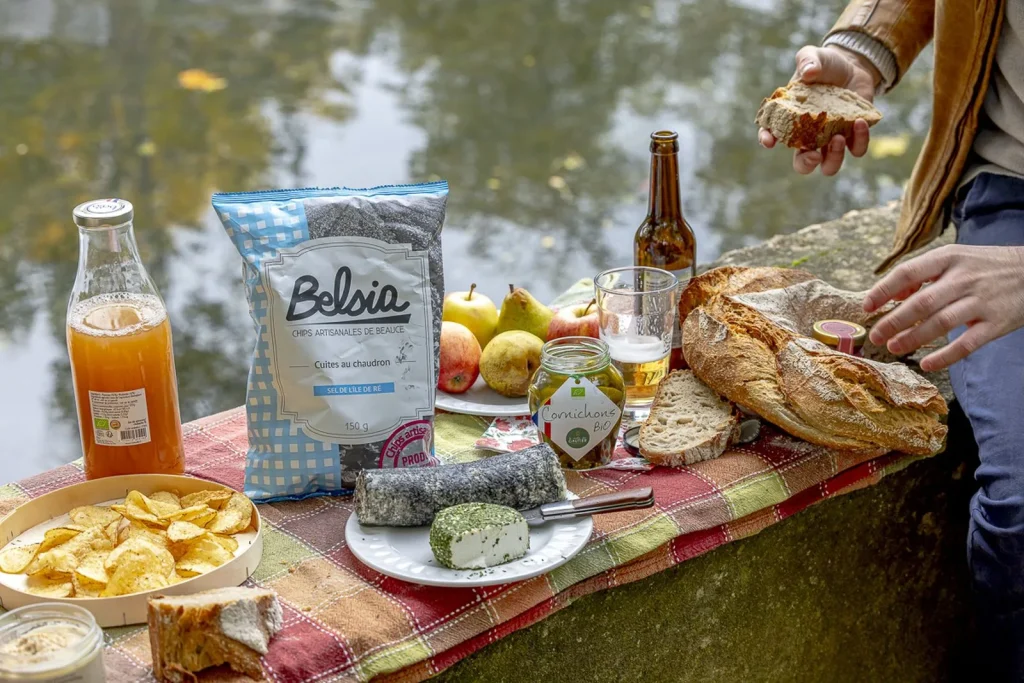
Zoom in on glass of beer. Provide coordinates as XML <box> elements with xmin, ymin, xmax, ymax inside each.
<box><xmin>594</xmin><ymin>267</ymin><xmax>678</xmax><ymax>422</ymax></box>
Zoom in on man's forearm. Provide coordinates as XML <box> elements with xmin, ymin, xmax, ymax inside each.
<box><xmin>826</xmin><ymin>0</ymin><xmax>936</xmax><ymax>90</ymax></box>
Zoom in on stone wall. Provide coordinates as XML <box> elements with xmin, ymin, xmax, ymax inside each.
<box><xmin>435</xmin><ymin>205</ymin><xmax>973</xmax><ymax>683</ymax></box>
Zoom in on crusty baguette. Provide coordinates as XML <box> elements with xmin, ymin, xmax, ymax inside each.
<box><xmin>678</xmin><ymin>265</ymin><xmax>816</xmax><ymax>324</ymax></box>
<box><xmin>755</xmin><ymin>82</ymin><xmax>882</xmax><ymax>150</ymax></box>
<box><xmin>149</xmin><ymin>587</ymin><xmax>283</xmax><ymax>683</ymax></box>
<box><xmin>681</xmin><ymin>267</ymin><xmax>947</xmax><ymax>456</ymax></box>
<box><xmin>639</xmin><ymin>371</ymin><xmax>739</xmax><ymax>466</ymax></box>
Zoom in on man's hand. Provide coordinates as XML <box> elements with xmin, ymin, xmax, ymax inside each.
<box><xmin>863</xmin><ymin>245</ymin><xmax>1024</xmax><ymax>371</ymax></box>
<box><xmin>759</xmin><ymin>45</ymin><xmax>881</xmax><ymax>176</ymax></box>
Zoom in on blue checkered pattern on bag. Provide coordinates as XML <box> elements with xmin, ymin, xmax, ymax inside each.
<box><xmin>216</xmin><ymin>199</ymin><xmax>342</xmax><ymax>500</ymax></box>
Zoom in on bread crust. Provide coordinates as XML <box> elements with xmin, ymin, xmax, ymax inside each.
<box><xmin>755</xmin><ymin>83</ymin><xmax>883</xmax><ymax>150</ymax></box>
<box><xmin>681</xmin><ymin>267</ymin><xmax>947</xmax><ymax>455</ymax></box>
<box><xmin>679</xmin><ymin>265</ymin><xmax>816</xmax><ymax>324</ymax></box>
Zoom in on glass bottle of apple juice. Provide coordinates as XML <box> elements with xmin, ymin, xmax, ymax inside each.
<box><xmin>67</xmin><ymin>199</ymin><xmax>185</xmax><ymax>478</ymax></box>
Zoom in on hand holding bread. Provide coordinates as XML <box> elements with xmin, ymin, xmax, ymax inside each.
<box><xmin>757</xmin><ymin>45</ymin><xmax>882</xmax><ymax>176</ymax></box>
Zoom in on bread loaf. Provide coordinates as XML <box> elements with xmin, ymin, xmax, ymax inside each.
<box><xmin>639</xmin><ymin>371</ymin><xmax>739</xmax><ymax>467</ymax></box>
<box><xmin>755</xmin><ymin>82</ymin><xmax>883</xmax><ymax>150</ymax></box>
<box><xmin>681</xmin><ymin>267</ymin><xmax>947</xmax><ymax>455</ymax></box>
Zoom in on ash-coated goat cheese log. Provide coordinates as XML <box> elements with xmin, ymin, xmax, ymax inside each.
<box><xmin>355</xmin><ymin>444</ymin><xmax>568</xmax><ymax>527</ymax></box>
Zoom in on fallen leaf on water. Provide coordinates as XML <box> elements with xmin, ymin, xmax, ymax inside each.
<box><xmin>177</xmin><ymin>68</ymin><xmax>227</xmax><ymax>93</ymax></box>
<box><xmin>487</xmin><ymin>178</ymin><xmax>501</xmax><ymax>190</ymax></box>
<box><xmin>540</xmin><ymin>236</ymin><xmax>556</xmax><ymax>249</ymax></box>
<box><xmin>869</xmin><ymin>133</ymin><xmax>910</xmax><ymax>159</ymax></box>
<box><xmin>548</xmin><ymin>175</ymin><xmax>566</xmax><ymax>190</ymax></box>
<box><xmin>136</xmin><ymin>140</ymin><xmax>157</xmax><ymax>157</ymax></box>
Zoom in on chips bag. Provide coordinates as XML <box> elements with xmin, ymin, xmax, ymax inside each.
<box><xmin>213</xmin><ymin>183</ymin><xmax>448</xmax><ymax>501</ymax></box>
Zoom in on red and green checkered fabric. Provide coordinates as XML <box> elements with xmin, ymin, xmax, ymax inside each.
<box><xmin>0</xmin><ymin>408</ymin><xmax>925</xmax><ymax>682</ymax></box>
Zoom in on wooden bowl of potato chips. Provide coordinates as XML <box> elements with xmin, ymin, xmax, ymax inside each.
<box><xmin>0</xmin><ymin>475</ymin><xmax>262</xmax><ymax>626</ymax></box>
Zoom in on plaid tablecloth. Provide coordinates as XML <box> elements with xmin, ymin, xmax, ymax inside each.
<box><xmin>0</xmin><ymin>410</ymin><xmax>926</xmax><ymax>682</ymax></box>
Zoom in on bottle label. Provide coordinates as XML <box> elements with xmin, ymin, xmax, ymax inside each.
<box><xmin>534</xmin><ymin>376</ymin><xmax>621</xmax><ymax>462</ymax></box>
<box><xmin>668</xmin><ymin>268</ymin><xmax>694</xmax><ymax>349</ymax></box>
<box><xmin>89</xmin><ymin>389</ymin><xmax>151</xmax><ymax>446</ymax></box>
<box><xmin>262</xmin><ymin>236</ymin><xmax>434</xmax><ymax>443</ymax></box>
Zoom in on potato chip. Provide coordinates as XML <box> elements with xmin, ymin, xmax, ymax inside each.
<box><xmin>25</xmin><ymin>575</ymin><xmax>73</xmax><ymax>598</ymax></box>
<box><xmin>0</xmin><ymin>543</ymin><xmax>39</xmax><ymax>574</ymax></box>
<box><xmin>72</xmin><ymin>572</ymin><xmax>104</xmax><ymax>598</ymax></box>
<box><xmin>125</xmin><ymin>520</ymin><xmax>169</xmax><ymax>548</ymax></box>
<box><xmin>122</xmin><ymin>492</ymin><xmax>170</xmax><ymax>526</ymax></box>
<box><xmin>31</xmin><ymin>547</ymin><xmax>78</xmax><ymax>575</ymax></box>
<box><xmin>103</xmin><ymin>519</ymin><xmax>120</xmax><ymax>546</ymax></box>
<box><xmin>207</xmin><ymin>494</ymin><xmax>253</xmax><ymax>536</ymax></box>
<box><xmin>104</xmin><ymin>536</ymin><xmax>173</xmax><ymax>577</ymax></box>
<box><xmin>159</xmin><ymin>504</ymin><xmax>211</xmax><ymax>523</ymax></box>
<box><xmin>211</xmin><ymin>535</ymin><xmax>239</xmax><ymax>554</ymax></box>
<box><xmin>74</xmin><ymin>551</ymin><xmax>109</xmax><ymax>585</ymax></box>
<box><xmin>102</xmin><ymin>553</ymin><xmax>170</xmax><ymax>597</ymax></box>
<box><xmin>149</xmin><ymin>491</ymin><xmax>181</xmax><ymax>510</ymax></box>
<box><xmin>167</xmin><ymin>521</ymin><xmax>206</xmax><ymax>544</ymax></box>
<box><xmin>133</xmin><ymin>491</ymin><xmax>180</xmax><ymax>518</ymax></box>
<box><xmin>37</xmin><ymin>527</ymin><xmax>82</xmax><ymax>553</ymax></box>
<box><xmin>175</xmin><ymin>536</ymin><xmax>232</xmax><ymax>577</ymax></box>
<box><xmin>69</xmin><ymin>505</ymin><xmax>122</xmax><ymax>528</ymax></box>
<box><xmin>180</xmin><ymin>490</ymin><xmax>232</xmax><ymax>510</ymax></box>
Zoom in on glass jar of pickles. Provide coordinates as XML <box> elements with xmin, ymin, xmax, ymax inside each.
<box><xmin>529</xmin><ymin>337</ymin><xmax>625</xmax><ymax>470</ymax></box>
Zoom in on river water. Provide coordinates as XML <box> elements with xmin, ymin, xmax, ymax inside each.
<box><xmin>0</xmin><ymin>0</ymin><xmax>933</xmax><ymax>482</ymax></box>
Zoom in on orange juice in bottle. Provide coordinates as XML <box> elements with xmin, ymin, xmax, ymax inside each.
<box><xmin>67</xmin><ymin>199</ymin><xmax>185</xmax><ymax>478</ymax></box>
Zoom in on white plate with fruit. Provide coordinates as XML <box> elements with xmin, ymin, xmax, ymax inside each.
<box><xmin>437</xmin><ymin>284</ymin><xmax>598</xmax><ymax>417</ymax></box>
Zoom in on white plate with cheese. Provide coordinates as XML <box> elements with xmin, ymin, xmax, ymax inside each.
<box><xmin>345</xmin><ymin>494</ymin><xmax>593</xmax><ymax>587</ymax></box>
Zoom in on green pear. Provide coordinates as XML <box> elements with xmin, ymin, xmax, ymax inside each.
<box><xmin>495</xmin><ymin>284</ymin><xmax>554</xmax><ymax>341</ymax></box>
<box><xmin>480</xmin><ymin>331</ymin><xmax>543</xmax><ymax>398</ymax></box>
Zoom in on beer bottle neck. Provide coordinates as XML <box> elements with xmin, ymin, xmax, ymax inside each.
<box><xmin>647</xmin><ymin>147</ymin><xmax>682</xmax><ymax>222</ymax></box>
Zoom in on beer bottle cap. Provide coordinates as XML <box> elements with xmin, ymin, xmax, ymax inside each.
<box><xmin>73</xmin><ymin>198</ymin><xmax>133</xmax><ymax>228</ymax></box>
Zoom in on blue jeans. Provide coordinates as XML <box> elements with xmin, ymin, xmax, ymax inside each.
<box><xmin>950</xmin><ymin>172</ymin><xmax>1024</xmax><ymax>680</ymax></box>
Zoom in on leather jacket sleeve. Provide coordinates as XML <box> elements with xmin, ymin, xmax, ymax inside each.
<box><xmin>826</xmin><ymin>0</ymin><xmax>936</xmax><ymax>87</ymax></box>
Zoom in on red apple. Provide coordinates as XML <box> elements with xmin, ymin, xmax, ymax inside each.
<box><xmin>438</xmin><ymin>321</ymin><xmax>482</xmax><ymax>393</ymax></box>
<box><xmin>546</xmin><ymin>299</ymin><xmax>600</xmax><ymax>341</ymax></box>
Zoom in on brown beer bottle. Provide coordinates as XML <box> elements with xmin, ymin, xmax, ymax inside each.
<box><xmin>634</xmin><ymin>130</ymin><xmax>697</xmax><ymax>370</ymax></box>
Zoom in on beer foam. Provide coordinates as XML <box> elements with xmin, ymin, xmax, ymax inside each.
<box><xmin>604</xmin><ymin>334</ymin><xmax>667</xmax><ymax>364</ymax></box>
<box><xmin>68</xmin><ymin>292</ymin><xmax>167</xmax><ymax>337</ymax></box>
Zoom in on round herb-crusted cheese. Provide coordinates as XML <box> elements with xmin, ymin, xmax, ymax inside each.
<box><xmin>429</xmin><ymin>503</ymin><xmax>529</xmax><ymax>570</ymax></box>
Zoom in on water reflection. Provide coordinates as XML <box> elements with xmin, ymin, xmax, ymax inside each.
<box><xmin>0</xmin><ymin>0</ymin><xmax>932</xmax><ymax>481</ymax></box>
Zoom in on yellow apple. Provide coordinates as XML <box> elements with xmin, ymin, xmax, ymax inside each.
<box><xmin>442</xmin><ymin>283</ymin><xmax>498</xmax><ymax>347</ymax></box>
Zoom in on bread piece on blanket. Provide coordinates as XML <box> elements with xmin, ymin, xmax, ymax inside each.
<box><xmin>639</xmin><ymin>371</ymin><xmax>739</xmax><ymax>466</ymax></box>
<box><xmin>148</xmin><ymin>587</ymin><xmax>282</xmax><ymax>682</ymax></box>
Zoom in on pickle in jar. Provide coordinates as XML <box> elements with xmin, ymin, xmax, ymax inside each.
<box><xmin>529</xmin><ymin>337</ymin><xmax>625</xmax><ymax>469</ymax></box>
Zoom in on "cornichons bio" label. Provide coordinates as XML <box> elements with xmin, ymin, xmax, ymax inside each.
<box><xmin>535</xmin><ymin>376</ymin><xmax>621</xmax><ymax>461</ymax></box>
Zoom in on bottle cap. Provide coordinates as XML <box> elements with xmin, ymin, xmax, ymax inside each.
<box><xmin>73</xmin><ymin>198</ymin><xmax>133</xmax><ymax>228</ymax></box>
<box><xmin>812</xmin><ymin>320</ymin><xmax>867</xmax><ymax>354</ymax></box>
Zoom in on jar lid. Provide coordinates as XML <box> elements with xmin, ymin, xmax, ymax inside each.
<box><xmin>812</xmin><ymin>320</ymin><xmax>867</xmax><ymax>347</ymax></box>
<box><xmin>73</xmin><ymin>198</ymin><xmax>133</xmax><ymax>228</ymax></box>
<box><xmin>0</xmin><ymin>603</ymin><xmax>102</xmax><ymax>674</ymax></box>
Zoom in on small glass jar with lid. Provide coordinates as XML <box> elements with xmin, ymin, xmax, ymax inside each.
<box><xmin>812</xmin><ymin>319</ymin><xmax>868</xmax><ymax>356</ymax></box>
<box><xmin>529</xmin><ymin>337</ymin><xmax>626</xmax><ymax>470</ymax></box>
<box><xmin>0</xmin><ymin>603</ymin><xmax>105</xmax><ymax>682</ymax></box>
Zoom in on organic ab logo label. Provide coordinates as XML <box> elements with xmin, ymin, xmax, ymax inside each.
<box><xmin>566</xmin><ymin>428</ymin><xmax>590</xmax><ymax>448</ymax></box>
<box><xmin>570</xmin><ymin>387</ymin><xmax>585</xmax><ymax>398</ymax></box>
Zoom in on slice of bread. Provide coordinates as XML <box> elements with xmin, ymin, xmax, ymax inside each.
<box><xmin>755</xmin><ymin>82</ymin><xmax>882</xmax><ymax>150</ymax></box>
<box><xmin>148</xmin><ymin>587</ymin><xmax>283</xmax><ymax>682</ymax></box>
<box><xmin>639</xmin><ymin>371</ymin><xmax>739</xmax><ymax>467</ymax></box>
